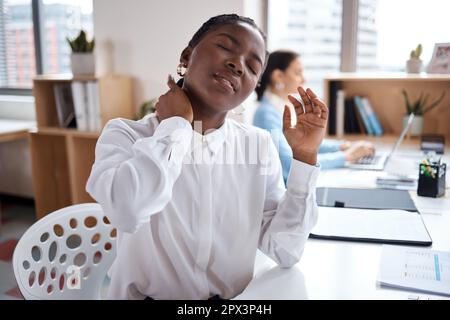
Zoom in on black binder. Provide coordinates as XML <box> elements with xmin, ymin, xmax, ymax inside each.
<box><xmin>311</xmin><ymin>188</ymin><xmax>432</xmax><ymax>246</ymax></box>
<box><xmin>315</xmin><ymin>187</ymin><xmax>418</xmax><ymax>211</ymax></box>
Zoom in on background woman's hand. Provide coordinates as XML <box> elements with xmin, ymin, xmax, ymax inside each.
<box><xmin>155</xmin><ymin>75</ymin><xmax>194</xmax><ymax>123</ymax></box>
<box><xmin>339</xmin><ymin>140</ymin><xmax>352</xmax><ymax>151</ymax></box>
<box><xmin>343</xmin><ymin>141</ymin><xmax>376</xmax><ymax>162</ymax></box>
<box><xmin>283</xmin><ymin>87</ymin><xmax>329</xmax><ymax>165</ymax></box>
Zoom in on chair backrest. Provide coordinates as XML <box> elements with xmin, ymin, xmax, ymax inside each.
<box><xmin>13</xmin><ymin>203</ymin><xmax>117</xmax><ymax>300</ymax></box>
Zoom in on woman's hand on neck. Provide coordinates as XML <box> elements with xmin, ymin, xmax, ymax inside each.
<box><xmin>183</xmin><ymin>87</ymin><xmax>228</xmax><ymax>135</ymax></box>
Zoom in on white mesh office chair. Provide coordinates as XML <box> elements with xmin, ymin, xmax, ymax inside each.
<box><xmin>13</xmin><ymin>203</ymin><xmax>117</xmax><ymax>300</ymax></box>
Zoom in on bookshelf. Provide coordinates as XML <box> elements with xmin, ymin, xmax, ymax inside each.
<box><xmin>324</xmin><ymin>73</ymin><xmax>450</xmax><ymax>136</ymax></box>
<box><xmin>30</xmin><ymin>74</ymin><xmax>134</xmax><ymax>219</ymax></box>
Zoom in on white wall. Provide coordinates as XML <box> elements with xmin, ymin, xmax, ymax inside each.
<box><xmin>93</xmin><ymin>0</ymin><xmax>265</xmax><ymax>113</ymax></box>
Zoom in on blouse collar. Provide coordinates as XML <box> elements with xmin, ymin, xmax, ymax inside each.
<box><xmin>191</xmin><ymin>118</ymin><xmax>229</xmax><ymax>156</ymax></box>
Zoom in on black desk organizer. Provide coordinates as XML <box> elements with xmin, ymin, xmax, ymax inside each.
<box><xmin>417</xmin><ymin>162</ymin><xmax>446</xmax><ymax>198</ymax></box>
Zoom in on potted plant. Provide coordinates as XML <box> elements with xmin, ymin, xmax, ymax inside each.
<box><xmin>135</xmin><ymin>98</ymin><xmax>157</xmax><ymax>120</ymax></box>
<box><xmin>406</xmin><ymin>44</ymin><xmax>423</xmax><ymax>74</ymax></box>
<box><xmin>67</xmin><ymin>30</ymin><xmax>95</xmax><ymax>76</ymax></box>
<box><xmin>401</xmin><ymin>90</ymin><xmax>446</xmax><ymax>136</ymax></box>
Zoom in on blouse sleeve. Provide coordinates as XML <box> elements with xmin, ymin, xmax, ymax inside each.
<box><xmin>86</xmin><ymin>116</ymin><xmax>192</xmax><ymax>233</ymax></box>
<box><xmin>258</xmin><ymin>133</ymin><xmax>320</xmax><ymax>268</ymax></box>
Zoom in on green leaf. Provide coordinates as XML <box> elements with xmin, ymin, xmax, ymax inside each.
<box><xmin>413</xmin><ymin>92</ymin><xmax>424</xmax><ymax>115</ymax></box>
<box><xmin>67</xmin><ymin>29</ymin><xmax>95</xmax><ymax>53</ymax></box>
<box><xmin>423</xmin><ymin>91</ymin><xmax>446</xmax><ymax>115</ymax></box>
<box><xmin>401</xmin><ymin>90</ymin><xmax>413</xmax><ymax>114</ymax></box>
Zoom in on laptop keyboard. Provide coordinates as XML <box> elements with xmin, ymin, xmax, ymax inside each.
<box><xmin>355</xmin><ymin>155</ymin><xmax>381</xmax><ymax>165</ymax></box>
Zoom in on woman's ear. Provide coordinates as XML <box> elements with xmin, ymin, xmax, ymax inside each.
<box><xmin>180</xmin><ymin>47</ymin><xmax>193</xmax><ymax>67</ymax></box>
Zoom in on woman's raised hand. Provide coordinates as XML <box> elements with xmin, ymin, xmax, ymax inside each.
<box><xmin>283</xmin><ymin>86</ymin><xmax>329</xmax><ymax>165</ymax></box>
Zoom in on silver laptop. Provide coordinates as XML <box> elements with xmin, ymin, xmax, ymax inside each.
<box><xmin>347</xmin><ymin>113</ymin><xmax>415</xmax><ymax>171</ymax></box>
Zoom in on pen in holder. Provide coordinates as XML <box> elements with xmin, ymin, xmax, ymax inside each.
<box><xmin>417</xmin><ymin>161</ymin><xmax>446</xmax><ymax>198</ymax></box>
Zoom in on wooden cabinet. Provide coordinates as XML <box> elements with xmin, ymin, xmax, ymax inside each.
<box><xmin>30</xmin><ymin>74</ymin><xmax>134</xmax><ymax>219</ymax></box>
<box><xmin>324</xmin><ymin>73</ymin><xmax>450</xmax><ymax>135</ymax></box>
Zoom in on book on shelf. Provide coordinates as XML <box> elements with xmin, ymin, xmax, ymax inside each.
<box><xmin>53</xmin><ymin>83</ymin><xmax>77</xmax><ymax>128</ymax></box>
<box><xmin>352</xmin><ymin>99</ymin><xmax>366</xmax><ymax>134</ymax></box>
<box><xmin>354</xmin><ymin>96</ymin><xmax>374</xmax><ymax>135</ymax></box>
<box><xmin>343</xmin><ymin>98</ymin><xmax>353</xmax><ymax>134</ymax></box>
<box><xmin>328</xmin><ymin>86</ymin><xmax>383</xmax><ymax>136</ymax></box>
<box><xmin>71</xmin><ymin>81</ymin><xmax>101</xmax><ymax>131</ymax></box>
<box><xmin>86</xmin><ymin>81</ymin><xmax>102</xmax><ymax>131</ymax></box>
<box><xmin>362</xmin><ymin>97</ymin><xmax>383</xmax><ymax>136</ymax></box>
<box><xmin>344</xmin><ymin>98</ymin><xmax>362</xmax><ymax>134</ymax></box>
<box><xmin>328</xmin><ymin>81</ymin><xmax>342</xmax><ymax>135</ymax></box>
<box><xmin>71</xmin><ymin>81</ymin><xmax>89</xmax><ymax>131</ymax></box>
<box><xmin>336</xmin><ymin>90</ymin><xmax>345</xmax><ymax>136</ymax></box>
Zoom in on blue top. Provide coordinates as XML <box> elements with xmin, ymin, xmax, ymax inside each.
<box><xmin>253</xmin><ymin>96</ymin><xmax>346</xmax><ymax>183</ymax></box>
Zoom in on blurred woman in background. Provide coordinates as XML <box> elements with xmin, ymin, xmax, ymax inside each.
<box><xmin>254</xmin><ymin>50</ymin><xmax>375</xmax><ymax>183</ymax></box>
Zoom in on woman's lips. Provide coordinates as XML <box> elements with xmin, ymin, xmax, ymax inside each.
<box><xmin>213</xmin><ymin>74</ymin><xmax>236</xmax><ymax>94</ymax></box>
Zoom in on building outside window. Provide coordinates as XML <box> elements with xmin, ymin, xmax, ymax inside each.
<box><xmin>0</xmin><ymin>0</ymin><xmax>93</xmax><ymax>90</ymax></box>
<box><xmin>365</xmin><ymin>0</ymin><xmax>450</xmax><ymax>72</ymax></box>
<box><xmin>267</xmin><ymin>0</ymin><xmax>344</xmax><ymax>98</ymax></box>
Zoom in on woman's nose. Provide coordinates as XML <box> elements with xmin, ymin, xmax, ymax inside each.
<box><xmin>226</xmin><ymin>61</ymin><xmax>243</xmax><ymax>76</ymax></box>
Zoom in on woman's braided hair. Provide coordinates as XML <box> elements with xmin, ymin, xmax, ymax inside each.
<box><xmin>188</xmin><ymin>14</ymin><xmax>266</xmax><ymax>48</ymax></box>
<box><xmin>177</xmin><ymin>14</ymin><xmax>268</xmax><ymax>87</ymax></box>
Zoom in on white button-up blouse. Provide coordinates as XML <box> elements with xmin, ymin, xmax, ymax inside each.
<box><xmin>86</xmin><ymin>113</ymin><xmax>319</xmax><ymax>300</ymax></box>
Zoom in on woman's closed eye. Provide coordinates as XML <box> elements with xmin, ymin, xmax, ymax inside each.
<box><xmin>217</xmin><ymin>44</ymin><xmax>231</xmax><ymax>51</ymax></box>
<box><xmin>246</xmin><ymin>65</ymin><xmax>256</xmax><ymax>75</ymax></box>
<box><xmin>246</xmin><ymin>61</ymin><xmax>259</xmax><ymax>76</ymax></box>
<box><xmin>216</xmin><ymin>43</ymin><xmax>260</xmax><ymax>76</ymax></box>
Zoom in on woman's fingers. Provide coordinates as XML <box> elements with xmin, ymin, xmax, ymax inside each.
<box><xmin>287</xmin><ymin>95</ymin><xmax>305</xmax><ymax>116</ymax></box>
<box><xmin>312</xmin><ymin>97</ymin><xmax>328</xmax><ymax>120</ymax></box>
<box><xmin>305</xmin><ymin>88</ymin><xmax>328</xmax><ymax>120</ymax></box>
<box><xmin>306</xmin><ymin>88</ymin><xmax>322</xmax><ymax>116</ymax></box>
<box><xmin>298</xmin><ymin>86</ymin><xmax>314</xmax><ymax>113</ymax></box>
<box><xmin>286</xmin><ymin>87</ymin><xmax>329</xmax><ymax>123</ymax></box>
<box><xmin>283</xmin><ymin>105</ymin><xmax>292</xmax><ymax>130</ymax></box>
<box><xmin>167</xmin><ymin>74</ymin><xmax>177</xmax><ymax>90</ymax></box>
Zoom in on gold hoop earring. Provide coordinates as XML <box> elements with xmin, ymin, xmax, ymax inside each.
<box><xmin>177</xmin><ymin>63</ymin><xmax>187</xmax><ymax>77</ymax></box>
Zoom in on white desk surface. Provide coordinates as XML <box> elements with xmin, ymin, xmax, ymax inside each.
<box><xmin>0</xmin><ymin>119</ymin><xmax>36</xmax><ymax>134</ymax></box>
<box><xmin>237</xmin><ymin>136</ymin><xmax>450</xmax><ymax>300</ymax></box>
<box><xmin>0</xmin><ymin>119</ymin><xmax>36</xmax><ymax>142</ymax></box>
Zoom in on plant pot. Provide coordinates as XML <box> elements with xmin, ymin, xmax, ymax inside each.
<box><xmin>70</xmin><ymin>53</ymin><xmax>95</xmax><ymax>76</ymax></box>
<box><xmin>406</xmin><ymin>59</ymin><xmax>423</xmax><ymax>74</ymax></box>
<box><xmin>403</xmin><ymin>115</ymin><xmax>423</xmax><ymax>136</ymax></box>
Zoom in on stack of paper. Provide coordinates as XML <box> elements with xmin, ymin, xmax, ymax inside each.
<box><xmin>378</xmin><ymin>245</ymin><xmax>450</xmax><ymax>297</ymax></box>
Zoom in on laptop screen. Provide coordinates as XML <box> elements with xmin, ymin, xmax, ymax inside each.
<box><xmin>387</xmin><ymin>113</ymin><xmax>415</xmax><ymax>159</ymax></box>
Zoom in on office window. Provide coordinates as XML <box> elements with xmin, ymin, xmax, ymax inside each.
<box><xmin>356</xmin><ymin>0</ymin><xmax>377</xmax><ymax>70</ymax></box>
<box><xmin>0</xmin><ymin>0</ymin><xmax>93</xmax><ymax>91</ymax></box>
<box><xmin>0</xmin><ymin>0</ymin><xmax>36</xmax><ymax>89</ymax></box>
<box><xmin>357</xmin><ymin>0</ymin><xmax>450</xmax><ymax>71</ymax></box>
<box><xmin>267</xmin><ymin>0</ymin><xmax>343</xmax><ymax>97</ymax></box>
<box><xmin>41</xmin><ymin>0</ymin><xmax>93</xmax><ymax>74</ymax></box>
